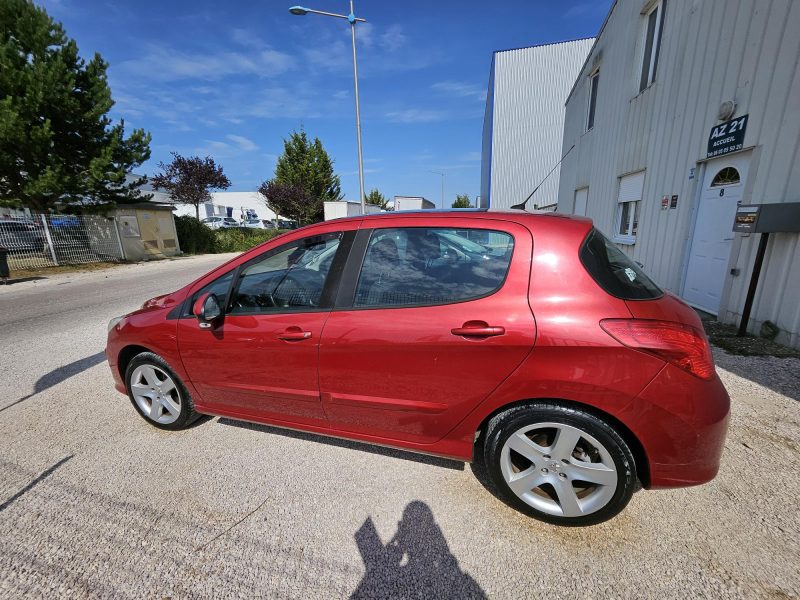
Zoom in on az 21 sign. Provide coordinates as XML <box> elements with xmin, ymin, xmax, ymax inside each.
<box><xmin>707</xmin><ymin>114</ymin><xmax>748</xmax><ymax>158</ymax></box>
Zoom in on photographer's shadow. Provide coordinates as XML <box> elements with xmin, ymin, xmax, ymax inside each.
<box><xmin>352</xmin><ymin>501</ymin><xmax>485</xmax><ymax>599</ymax></box>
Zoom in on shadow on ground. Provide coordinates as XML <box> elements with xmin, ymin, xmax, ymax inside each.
<box><xmin>352</xmin><ymin>501</ymin><xmax>485</xmax><ymax>599</ymax></box>
<box><xmin>0</xmin><ymin>352</ymin><xmax>106</xmax><ymax>413</ymax></box>
<box><xmin>218</xmin><ymin>418</ymin><xmax>465</xmax><ymax>471</ymax></box>
<box><xmin>1</xmin><ymin>276</ymin><xmax>48</xmax><ymax>285</ymax></box>
<box><xmin>0</xmin><ymin>455</ymin><xmax>73</xmax><ymax>512</ymax></box>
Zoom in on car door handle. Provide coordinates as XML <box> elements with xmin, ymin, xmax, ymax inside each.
<box><xmin>451</xmin><ymin>321</ymin><xmax>506</xmax><ymax>337</ymax></box>
<box><xmin>278</xmin><ymin>327</ymin><xmax>312</xmax><ymax>341</ymax></box>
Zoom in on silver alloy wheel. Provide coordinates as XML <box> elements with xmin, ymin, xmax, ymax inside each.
<box><xmin>129</xmin><ymin>364</ymin><xmax>182</xmax><ymax>425</ymax></box>
<box><xmin>500</xmin><ymin>422</ymin><xmax>618</xmax><ymax>518</ymax></box>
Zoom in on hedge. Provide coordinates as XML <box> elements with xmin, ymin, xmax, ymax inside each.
<box><xmin>174</xmin><ymin>215</ymin><xmax>286</xmax><ymax>254</ymax></box>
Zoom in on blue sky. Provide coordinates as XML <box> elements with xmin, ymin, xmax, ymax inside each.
<box><xmin>40</xmin><ymin>0</ymin><xmax>612</xmax><ymax>208</ymax></box>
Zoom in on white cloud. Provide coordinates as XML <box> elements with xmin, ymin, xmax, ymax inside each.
<box><xmin>431</xmin><ymin>81</ymin><xmax>487</xmax><ymax>101</ymax></box>
<box><xmin>386</xmin><ymin>109</ymin><xmax>447</xmax><ymax>123</ymax></box>
<box><xmin>117</xmin><ymin>43</ymin><xmax>294</xmax><ymax>82</ymax></box>
<box><xmin>334</xmin><ymin>90</ymin><xmax>349</xmax><ymax>99</ymax></box>
<box><xmin>380</xmin><ymin>25</ymin><xmax>406</xmax><ymax>52</ymax></box>
<box><xmin>226</xmin><ymin>134</ymin><xmax>258</xmax><ymax>151</ymax></box>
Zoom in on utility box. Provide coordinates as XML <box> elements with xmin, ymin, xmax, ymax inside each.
<box><xmin>114</xmin><ymin>203</ymin><xmax>181</xmax><ymax>260</ymax></box>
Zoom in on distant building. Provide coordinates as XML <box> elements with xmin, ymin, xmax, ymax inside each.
<box><xmin>172</xmin><ymin>191</ymin><xmax>278</xmax><ymax>222</ymax></box>
<box><xmin>393</xmin><ymin>196</ymin><xmax>436</xmax><ymax>211</ymax></box>
<box><xmin>557</xmin><ymin>0</ymin><xmax>800</xmax><ymax>348</ymax></box>
<box><xmin>323</xmin><ymin>201</ymin><xmax>382</xmax><ymax>221</ymax></box>
<box><xmin>480</xmin><ymin>38</ymin><xmax>594</xmax><ymax>210</ymax></box>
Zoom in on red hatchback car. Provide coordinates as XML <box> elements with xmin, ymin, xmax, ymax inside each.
<box><xmin>106</xmin><ymin>210</ymin><xmax>729</xmax><ymax>525</ymax></box>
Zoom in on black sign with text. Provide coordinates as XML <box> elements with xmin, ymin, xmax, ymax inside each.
<box><xmin>707</xmin><ymin>114</ymin><xmax>748</xmax><ymax>158</ymax></box>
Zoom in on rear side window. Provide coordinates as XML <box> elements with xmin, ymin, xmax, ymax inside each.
<box><xmin>355</xmin><ymin>227</ymin><xmax>514</xmax><ymax>308</ymax></box>
<box><xmin>580</xmin><ymin>228</ymin><xmax>662</xmax><ymax>300</ymax></box>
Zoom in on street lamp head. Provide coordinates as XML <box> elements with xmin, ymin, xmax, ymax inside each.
<box><xmin>289</xmin><ymin>5</ymin><xmax>308</xmax><ymax>15</ymax></box>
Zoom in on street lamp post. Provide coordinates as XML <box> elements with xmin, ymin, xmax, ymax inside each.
<box><xmin>289</xmin><ymin>2</ymin><xmax>367</xmax><ymax>214</ymax></box>
<box><xmin>430</xmin><ymin>170</ymin><xmax>445</xmax><ymax>208</ymax></box>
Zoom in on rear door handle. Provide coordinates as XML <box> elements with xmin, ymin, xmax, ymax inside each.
<box><xmin>278</xmin><ymin>327</ymin><xmax>312</xmax><ymax>341</ymax></box>
<box><xmin>451</xmin><ymin>321</ymin><xmax>505</xmax><ymax>338</ymax></box>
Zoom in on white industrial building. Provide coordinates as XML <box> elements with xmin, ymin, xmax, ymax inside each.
<box><xmin>393</xmin><ymin>196</ymin><xmax>436</xmax><ymax>211</ymax></box>
<box><xmin>480</xmin><ymin>38</ymin><xmax>594</xmax><ymax>209</ymax></box>
<box><xmin>172</xmin><ymin>191</ymin><xmax>278</xmax><ymax>222</ymax></box>
<box><xmin>557</xmin><ymin>0</ymin><xmax>800</xmax><ymax>347</ymax></box>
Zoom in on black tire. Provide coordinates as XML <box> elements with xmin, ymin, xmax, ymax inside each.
<box><xmin>480</xmin><ymin>402</ymin><xmax>637</xmax><ymax>526</ymax></box>
<box><xmin>125</xmin><ymin>352</ymin><xmax>201</xmax><ymax>431</ymax></box>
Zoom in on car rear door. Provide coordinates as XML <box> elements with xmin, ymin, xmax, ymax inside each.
<box><xmin>318</xmin><ymin>217</ymin><xmax>536</xmax><ymax>444</ymax></box>
<box><xmin>177</xmin><ymin>222</ymin><xmax>357</xmax><ymax>427</ymax></box>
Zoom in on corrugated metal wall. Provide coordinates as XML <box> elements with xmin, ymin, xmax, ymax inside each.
<box><xmin>558</xmin><ymin>0</ymin><xmax>800</xmax><ymax>348</ymax></box>
<box><xmin>482</xmin><ymin>38</ymin><xmax>594</xmax><ymax>210</ymax></box>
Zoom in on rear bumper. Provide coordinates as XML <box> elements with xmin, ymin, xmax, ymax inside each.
<box><xmin>631</xmin><ymin>364</ymin><xmax>730</xmax><ymax>489</ymax></box>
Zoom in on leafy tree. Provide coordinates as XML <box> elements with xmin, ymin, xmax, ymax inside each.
<box><xmin>261</xmin><ymin>130</ymin><xmax>342</xmax><ymax>224</ymax></box>
<box><xmin>258</xmin><ymin>180</ymin><xmax>310</xmax><ymax>225</ymax></box>
<box><xmin>365</xmin><ymin>188</ymin><xmax>391</xmax><ymax>211</ymax></box>
<box><xmin>0</xmin><ymin>0</ymin><xmax>151</xmax><ymax>212</ymax></box>
<box><xmin>151</xmin><ymin>153</ymin><xmax>231</xmax><ymax>219</ymax></box>
<box><xmin>452</xmin><ymin>194</ymin><xmax>472</xmax><ymax>208</ymax></box>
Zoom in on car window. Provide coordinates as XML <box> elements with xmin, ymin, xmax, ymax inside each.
<box><xmin>580</xmin><ymin>228</ymin><xmax>662</xmax><ymax>300</ymax></box>
<box><xmin>229</xmin><ymin>232</ymin><xmax>342</xmax><ymax>313</ymax></box>
<box><xmin>354</xmin><ymin>227</ymin><xmax>514</xmax><ymax>308</ymax></box>
<box><xmin>188</xmin><ymin>270</ymin><xmax>235</xmax><ymax>315</ymax></box>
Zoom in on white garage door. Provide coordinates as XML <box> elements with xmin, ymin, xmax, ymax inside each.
<box><xmin>682</xmin><ymin>152</ymin><xmax>751</xmax><ymax>314</ymax></box>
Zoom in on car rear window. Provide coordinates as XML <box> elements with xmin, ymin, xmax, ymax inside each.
<box><xmin>580</xmin><ymin>228</ymin><xmax>662</xmax><ymax>300</ymax></box>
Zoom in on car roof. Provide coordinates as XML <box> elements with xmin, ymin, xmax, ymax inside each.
<box><xmin>324</xmin><ymin>208</ymin><xmax>592</xmax><ymax>228</ymax></box>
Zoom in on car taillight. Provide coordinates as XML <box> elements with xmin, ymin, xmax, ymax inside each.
<box><xmin>599</xmin><ymin>319</ymin><xmax>715</xmax><ymax>380</ymax></box>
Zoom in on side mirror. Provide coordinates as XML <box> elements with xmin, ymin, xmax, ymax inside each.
<box><xmin>192</xmin><ymin>292</ymin><xmax>223</xmax><ymax>329</ymax></box>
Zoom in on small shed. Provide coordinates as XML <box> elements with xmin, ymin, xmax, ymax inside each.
<box><xmin>112</xmin><ymin>203</ymin><xmax>181</xmax><ymax>261</ymax></box>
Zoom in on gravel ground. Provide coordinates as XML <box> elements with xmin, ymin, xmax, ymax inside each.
<box><xmin>0</xmin><ymin>255</ymin><xmax>798</xmax><ymax>599</ymax></box>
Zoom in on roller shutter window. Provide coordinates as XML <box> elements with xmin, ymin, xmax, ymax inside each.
<box><xmin>615</xmin><ymin>171</ymin><xmax>644</xmax><ymax>244</ymax></box>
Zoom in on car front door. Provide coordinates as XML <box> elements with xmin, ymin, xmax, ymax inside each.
<box><xmin>177</xmin><ymin>225</ymin><xmax>356</xmax><ymax>427</ymax></box>
<box><xmin>318</xmin><ymin>218</ymin><xmax>537</xmax><ymax>445</ymax></box>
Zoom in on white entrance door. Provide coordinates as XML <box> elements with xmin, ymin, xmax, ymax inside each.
<box><xmin>683</xmin><ymin>152</ymin><xmax>751</xmax><ymax>314</ymax></box>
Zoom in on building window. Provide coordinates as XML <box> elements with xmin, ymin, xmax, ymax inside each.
<box><xmin>639</xmin><ymin>0</ymin><xmax>666</xmax><ymax>92</ymax></box>
<box><xmin>710</xmin><ymin>167</ymin><xmax>741</xmax><ymax>187</ymax></box>
<box><xmin>614</xmin><ymin>171</ymin><xmax>645</xmax><ymax>244</ymax></box>
<box><xmin>587</xmin><ymin>71</ymin><xmax>599</xmax><ymax>131</ymax></box>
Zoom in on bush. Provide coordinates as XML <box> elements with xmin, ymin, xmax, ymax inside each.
<box><xmin>174</xmin><ymin>215</ymin><xmax>286</xmax><ymax>254</ymax></box>
<box><xmin>174</xmin><ymin>215</ymin><xmax>215</xmax><ymax>254</ymax></box>
<box><xmin>213</xmin><ymin>227</ymin><xmax>285</xmax><ymax>253</ymax></box>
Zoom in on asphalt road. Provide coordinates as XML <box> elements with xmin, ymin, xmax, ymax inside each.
<box><xmin>1</xmin><ymin>255</ymin><xmax>799</xmax><ymax>599</ymax></box>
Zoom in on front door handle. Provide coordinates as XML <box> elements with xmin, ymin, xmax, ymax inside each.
<box><xmin>451</xmin><ymin>321</ymin><xmax>505</xmax><ymax>338</ymax></box>
<box><xmin>278</xmin><ymin>327</ymin><xmax>312</xmax><ymax>341</ymax></box>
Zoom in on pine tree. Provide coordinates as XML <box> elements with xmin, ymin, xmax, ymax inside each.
<box><xmin>0</xmin><ymin>0</ymin><xmax>151</xmax><ymax>211</ymax></box>
<box><xmin>365</xmin><ymin>188</ymin><xmax>390</xmax><ymax>210</ymax></box>
<box><xmin>263</xmin><ymin>130</ymin><xmax>342</xmax><ymax>223</ymax></box>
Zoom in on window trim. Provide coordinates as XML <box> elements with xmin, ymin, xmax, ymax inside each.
<box><xmin>639</xmin><ymin>0</ymin><xmax>666</xmax><ymax>92</ymax></box>
<box><xmin>613</xmin><ymin>171</ymin><xmax>645</xmax><ymax>245</ymax></box>
<box><xmin>586</xmin><ymin>70</ymin><xmax>600</xmax><ymax>131</ymax></box>
<box><xmin>613</xmin><ymin>201</ymin><xmax>639</xmax><ymax>245</ymax></box>
<box><xmin>226</xmin><ymin>230</ymin><xmax>351</xmax><ymax>316</ymax></box>
<box><xmin>336</xmin><ymin>226</ymin><xmax>516</xmax><ymax>312</ymax></box>
<box><xmin>178</xmin><ymin>230</ymin><xmax>353</xmax><ymax>318</ymax></box>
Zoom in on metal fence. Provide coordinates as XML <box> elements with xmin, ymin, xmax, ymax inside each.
<box><xmin>0</xmin><ymin>214</ymin><xmax>125</xmax><ymax>270</ymax></box>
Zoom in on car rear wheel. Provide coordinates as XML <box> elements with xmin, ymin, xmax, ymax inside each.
<box><xmin>125</xmin><ymin>352</ymin><xmax>200</xmax><ymax>430</ymax></box>
<box><xmin>481</xmin><ymin>403</ymin><xmax>637</xmax><ymax>526</ymax></box>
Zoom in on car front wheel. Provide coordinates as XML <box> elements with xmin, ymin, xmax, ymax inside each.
<box><xmin>125</xmin><ymin>352</ymin><xmax>200</xmax><ymax>430</ymax></box>
<box><xmin>481</xmin><ymin>403</ymin><xmax>637</xmax><ymax>526</ymax></box>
